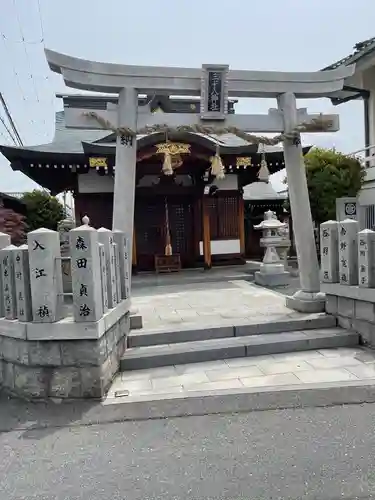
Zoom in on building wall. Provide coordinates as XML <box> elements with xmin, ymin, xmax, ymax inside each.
<box><xmin>75</xmin><ymin>193</ymin><xmax>113</xmax><ymax>229</ymax></box>
<box><xmin>78</xmin><ymin>171</ymin><xmax>114</xmax><ymax>193</ymax></box>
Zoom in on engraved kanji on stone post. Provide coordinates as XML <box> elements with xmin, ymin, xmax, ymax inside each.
<box><xmin>70</xmin><ymin>225</ymin><xmax>103</xmax><ymax>322</ymax></box>
<box><xmin>320</xmin><ymin>220</ymin><xmax>339</xmax><ymax>283</ymax></box>
<box><xmin>0</xmin><ymin>231</ymin><xmax>11</xmax><ymax>317</ymax></box>
<box><xmin>14</xmin><ymin>244</ymin><xmax>33</xmax><ymax>321</ymax></box>
<box><xmin>113</xmin><ymin>229</ymin><xmax>127</xmax><ymax>300</ymax></box>
<box><xmin>97</xmin><ymin>228</ymin><xmax>117</xmax><ymax>308</ymax></box>
<box><xmin>98</xmin><ymin>242</ymin><xmax>108</xmax><ymax>313</ymax></box>
<box><xmin>358</xmin><ymin>229</ymin><xmax>375</xmax><ymax>288</ymax></box>
<box><xmin>338</xmin><ymin>219</ymin><xmax>358</xmax><ymax>285</ymax></box>
<box><xmin>28</xmin><ymin>228</ymin><xmax>64</xmax><ymax>323</ymax></box>
<box><xmin>0</xmin><ymin>245</ymin><xmax>17</xmax><ymax>319</ymax></box>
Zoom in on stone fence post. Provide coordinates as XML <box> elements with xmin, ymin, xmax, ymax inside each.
<box><xmin>358</xmin><ymin>229</ymin><xmax>375</xmax><ymax>288</ymax></box>
<box><xmin>0</xmin><ymin>232</ymin><xmax>11</xmax><ymax>317</ymax></box>
<box><xmin>58</xmin><ymin>217</ymin><xmax>75</xmax><ymax>293</ymax></box>
<box><xmin>113</xmin><ymin>229</ymin><xmax>128</xmax><ymax>300</ymax></box>
<box><xmin>320</xmin><ymin>220</ymin><xmax>339</xmax><ymax>283</ymax></box>
<box><xmin>27</xmin><ymin>228</ymin><xmax>63</xmax><ymax>323</ymax></box>
<box><xmin>98</xmin><ymin>242</ymin><xmax>108</xmax><ymax>313</ymax></box>
<box><xmin>14</xmin><ymin>244</ymin><xmax>33</xmax><ymax>322</ymax></box>
<box><xmin>338</xmin><ymin>219</ymin><xmax>358</xmax><ymax>286</ymax></box>
<box><xmin>0</xmin><ymin>245</ymin><xmax>17</xmax><ymax>319</ymax></box>
<box><xmin>70</xmin><ymin>225</ymin><xmax>103</xmax><ymax>322</ymax></box>
<box><xmin>98</xmin><ymin>228</ymin><xmax>117</xmax><ymax>308</ymax></box>
<box><xmin>124</xmin><ymin>236</ymin><xmax>131</xmax><ymax>299</ymax></box>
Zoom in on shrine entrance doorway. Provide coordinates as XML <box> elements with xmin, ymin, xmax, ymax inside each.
<box><xmin>135</xmin><ymin>193</ymin><xmax>196</xmax><ymax>272</ymax></box>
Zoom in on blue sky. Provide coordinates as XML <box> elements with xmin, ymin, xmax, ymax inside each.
<box><xmin>0</xmin><ymin>0</ymin><xmax>374</xmax><ymax>192</ymax></box>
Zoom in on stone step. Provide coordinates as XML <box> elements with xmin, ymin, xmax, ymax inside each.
<box><xmin>120</xmin><ymin>327</ymin><xmax>358</xmax><ymax>371</ymax></box>
<box><xmin>128</xmin><ymin>314</ymin><xmax>336</xmax><ymax>348</ymax></box>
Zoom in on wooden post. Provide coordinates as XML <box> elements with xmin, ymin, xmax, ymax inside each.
<box><xmin>238</xmin><ymin>195</ymin><xmax>245</xmax><ymax>256</ymax></box>
<box><xmin>202</xmin><ymin>197</ymin><xmax>212</xmax><ymax>269</ymax></box>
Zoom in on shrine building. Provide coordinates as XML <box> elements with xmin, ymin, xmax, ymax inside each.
<box><xmin>0</xmin><ymin>94</ymin><xmax>309</xmax><ymax>272</ymax></box>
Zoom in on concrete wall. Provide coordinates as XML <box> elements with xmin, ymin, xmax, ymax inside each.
<box><xmin>324</xmin><ymin>290</ymin><xmax>375</xmax><ymax>348</ymax></box>
<box><xmin>0</xmin><ymin>309</ymin><xmax>130</xmax><ymax>399</ymax></box>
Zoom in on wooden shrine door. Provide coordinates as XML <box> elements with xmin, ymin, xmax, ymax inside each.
<box><xmin>135</xmin><ymin>195</ymin><xmax>196</xmax><ymax>271</ymax></box>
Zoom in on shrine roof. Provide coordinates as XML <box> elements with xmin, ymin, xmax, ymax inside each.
<box><xmin>243</xmin><ymin>181</ymin><xmax>286</xmax><ymax>201</ymax></box>
<box><xmin>322</xmin><ymin>37</ymin><xmax>375</xmax><ymax>71</ymax></box>
<box><xmin>0</xmin><ymin>192</ymin><xmax>27</xmax><ymax>215</ymax></box>
<box><xmin>321</xmin><ymin>37</ymin><xmax>375</xmax><ymax>104</ymax></box>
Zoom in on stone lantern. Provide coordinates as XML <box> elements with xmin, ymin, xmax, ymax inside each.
<box><xmin>254</xmin><ymin>210</ymin><xmax>290</xmax><ymax>286</ymax></box>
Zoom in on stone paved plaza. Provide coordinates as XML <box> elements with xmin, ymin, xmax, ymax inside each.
<box><xmin>132</xmin><ymin>279</ymin><xmax>302</xmax><ymax>332</ymax></box>
<box><xmin>105</xmin><ymin>347</ymin><xmax>375</xmax><ymax>404</ymax></box>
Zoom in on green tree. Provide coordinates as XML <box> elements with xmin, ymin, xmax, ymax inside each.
<box><xmin>284</xmin><ymin>147</ymin><xmax>365</xmax><ymax>225</ymax></box>
<box><xmin>21</xmin><ymin>190</ymin><xmax>65</xmax><ymax>231</ymax></box>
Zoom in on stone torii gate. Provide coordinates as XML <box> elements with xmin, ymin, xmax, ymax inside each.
<box><xmin>44</xmin><ymin>49</ymin><xmax>354</xmax><ymax>313</ymax></box>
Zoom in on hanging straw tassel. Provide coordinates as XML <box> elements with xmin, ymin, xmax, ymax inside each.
<box><xmin>162</xmin><ymin>151</ymin><xmax>174</xmax><ymax>176</ymax></box>
<box><xmin>210</xmin><ymin>146</ymin><xmax>225</xmax><ymax>180</ymax></box>
<box><xmin>165</xmin><ymin>231</ymin><xmax>172</xmax><ymax>256</ymax></box>
<box><xmin>258</xmin><ymin>146</ymin><xmax>270</xmax><ymax>183</ymax></box>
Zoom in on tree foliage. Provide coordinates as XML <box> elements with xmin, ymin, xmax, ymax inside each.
<box><xmin>21</xmin><ymin>190</ymin><xmax>65</xmax><ymax>232</ymax></box>
<box><xmin>285</xmin><ymin>148</ymin><xmax>365</xmax><ymax>225</ymax></box>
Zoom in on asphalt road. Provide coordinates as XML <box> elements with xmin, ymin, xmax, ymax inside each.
<box><xmin>1</xmin><ymin>403</ymin><xmax>375</xmax><ymax>500</ymax></box>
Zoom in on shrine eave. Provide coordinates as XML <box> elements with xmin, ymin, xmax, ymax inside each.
<box><xmin>0</xmin><ymin>135</ymin><xmax>312</xmax><ymax>163</ymax></box>
<box><xmin>322</xmin><ymin>36</ymin><xmax>375</xmax><ymax>104</ymax></box>
<box><xmin>84</xmin><ymin>132</ymin><xmax>264</xmax><ymax>155</ymax></box>
<box><xmin>0</xmin><ymin>144</ymin><xmax>84</xmax><ymax>164</ymax></box>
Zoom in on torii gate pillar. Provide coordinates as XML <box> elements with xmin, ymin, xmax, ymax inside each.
<box><xmin>112</xmin><ymin>88</ymin><xmax>137</xmax><ymax>242</ymax></box>
<box><xmin>278</xmin><ymin>92</ymin><xmax>324</xmax><ymax>312</ymax></box>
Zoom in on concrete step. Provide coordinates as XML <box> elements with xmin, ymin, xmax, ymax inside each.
<box><xmin>120</xmin><ymin>327</ymin><xmax>359</xmax><ymax>371</ymax></box>
<box><xmin>128</xmin><ymin>314</ymin><xmax>336</xmax><ymax>348</ymax></box>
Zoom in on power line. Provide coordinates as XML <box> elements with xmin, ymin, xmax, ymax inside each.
<box><xmin>1</xmin><ymin>34</ymin><xmax>43</xmax><ymax>44</ymax></box>
<box><xmin>0</xmin><ymin>92</ymin><xmax>23</xmax><ymax>146</ymax></box>
<box><xmin>0</xmin><ymin>113</ymin><xmax>18</xmax><ymax>146</ymax></box>
<box><xmin>36</xmin><ymin>0</ymin><xmax>45</xmax><ymax>43</ymax></box>
<box><xmin>12</xmin><ymin>0</ymin><xmax>41</xmax><ymax>106</ymax></box>
<box><xmin>0</xmin><ymin>0</ymin><xmax>54</xmax><ymax>146</ymax></box>
<box><xmin>0</xmin><ymin>122</ymin><xmax>12</xmax><ymax>144</ymax></box>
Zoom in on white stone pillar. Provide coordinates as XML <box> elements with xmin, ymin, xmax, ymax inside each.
<box><xmin>27</xmin><ymin>228</ymin><xmax>63</xmax><ymax>323</ymax></box>
<box><xmin>98</xmin><ymin>227</ymin><xmax>117</xmax><ymax>308</ymax></box>
<box><xmin>112</xmin><ymin>87</ymin><xmax>137</xmax><ymax>297</ymax></box>
<box><xmin>14</xmin><ymin>244</ymin><xmax>33</xmax><ymax>322</ymax></box>
<box><xmin>358</xmin><ymin>229</ymin><xmax>375</xmax><ymax>287</ymax></box>
<box><xmin>338</xmin><ymin>219</ymin><xmax>358</xmax><ymax>285</ymax></box>
<box><xmin>320</xmin><ymin>220</ymin><xmax>339</xmax><ymax>283</ymax></box>
<box><xmin>112</xmin><ymin>241</ymin><xmax>122</xmax><ymax>303</ymax></box>
<box><xmin>0</xmin><ymin>232</ymin><xmax>11</xmax><ymax>317</ymax></box>
<box><xmin>124</xmin><ymin>235</ymin><xmax>131</xmax><ymax>299</ymax></box>
<box><xmin>0</xmin><ymin>245</ymin><xmax>17</xmax><ymax>319</ymax></box>
<box><xmin>277</xmin><ymin>92</ymin><xmax>324</xmax><ymax>312</ymax></box>
<box><xmin>58</xmin><ymin>217</ymin><xmax>75</xmax><ymax>293</ymax></box>
<box><xmin>113</xmin><ymin>229</ymin><xmax>127</xmax><ymax>300</ymax></box>
<box><xmin>70</xmin><ymin>225</ymin><xmax>103</xmax><ymax>322</ymax></box>
<box><xmin>98</xmin><ymin>242</ymin><xmax>108</xmax><ymax>313</ymax></box>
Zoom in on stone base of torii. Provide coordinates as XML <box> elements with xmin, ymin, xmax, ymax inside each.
<box><xmin>44</xmin><ymin>49</ymin><xmax>355</xmax><ymax>313</ymax></box>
